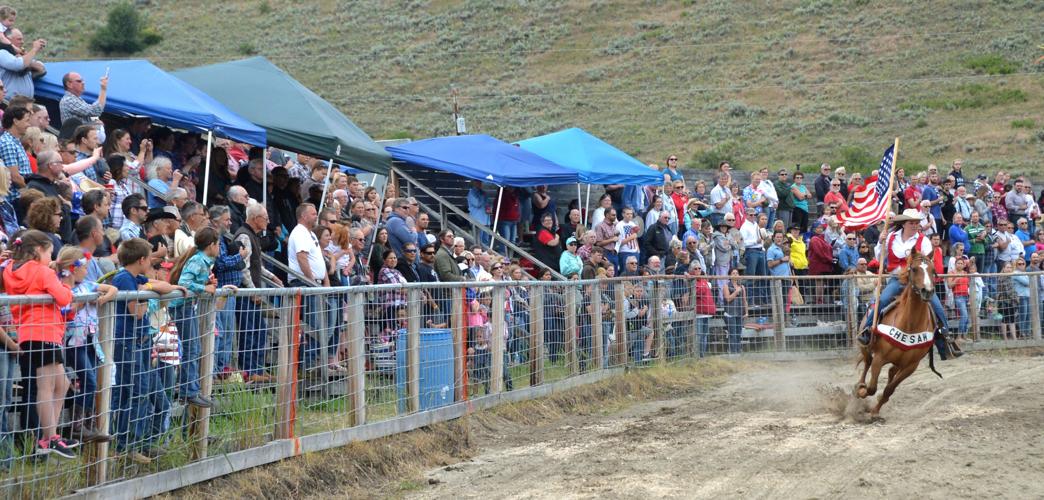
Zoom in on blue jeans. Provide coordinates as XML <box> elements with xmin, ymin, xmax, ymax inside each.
<box><xmin>765</xmin><ymin>207</ymin><xmax>776</xmax><ymax>228</ymax></box>
<box><xmin>725</xmin><ymin>315</ymin><xmax>743</xmax><ymax>353</ymax></box>
<box><xmin>578</xmin><ymin>323</ymin><xmax>592</xmax><ymax>372</ymax></box>
<box><xmin>148</xmin><ymin>363</ymin><xmax>173</xmax><ymax>443</ymax></box>
<box><xmin>955</xmin><ymin>295</ymin><xmax>970</xmax><ymax>335</ymax></box>
<box><xmin>1018</xmin><ymin>296</ymin><xmax>1030</xmax><ymax>336</ymax></box>
<box><xmin>172</xmin><ymin>303</ymin><xmax>201</xmax><ymax>398</ymax></box>
<box><xmin>497</xmin><ymin>221</ymin><xmax>517</xmax><ymax>254</ymax></box>
<box><xmin>237</xmin><ymin>297</ymin><xmax>269</xmax><ymax>376</ymax></box>
<box><xmin>214</xmin><ymin>296</ymin><xmax>236</xmax><ymax>374</ymax></box>
<box><xmin>695</xmin><ymin>317</ymin><xmax>710</xmax><ymax>357</ymax></box>
<box><xmin>66</xmin><ymin>344</ymin><xmax>97</xmax><ymax>412</ymax></box>
<box><xmin>743</xmin><ymin>248</ymin><xmax>768</xmax><ymax>305</ymax></box>
<box><xmin>111</xmin><ymin>337</ymin><xmax>152</xmax><ymax>451</ymax></box>
<box><xmin>0</xmin><ymin>350</ymin><xmax>18</xmax><ymax>467</ymax></box>
<box><xmin>864</xmin><ymin>276</ymin><xmax>949</xmax><ymax>331</ymax></box>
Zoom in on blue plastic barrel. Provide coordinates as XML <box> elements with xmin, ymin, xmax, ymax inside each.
<box><xmin>396</xmin><ymin>328</ymin><xmax>455</xmax><ymax>412</ymax></box>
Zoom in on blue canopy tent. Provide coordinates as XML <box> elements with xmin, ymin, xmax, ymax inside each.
<box><xmin>386</xmin><ymin>134</ymin><xmax>580</xmax><ymax>235</ymax></box>
<box><xmin>35</xmin><ymin>60</ymin><xmax>266</xmax><ymax>146</ymax></box>
<box><xmin>35</xmin><ymin>60</ymin><xmax>267</xmax><ymax>203</ymax></box>
<box><xmin>515</xmin><ymin>127</ymin><xmax>662</xmax><ymax>185</ymax></box>
<box><xmin>515</xmin><ymin>127</ymin><xmax>663</xmax><ymax>224</ymax></box>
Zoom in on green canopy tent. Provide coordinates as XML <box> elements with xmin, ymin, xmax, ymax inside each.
<box><xmin>173</xmin><ymin>57</ymin><xmax>390</xmax><ymax>177</ymax></box>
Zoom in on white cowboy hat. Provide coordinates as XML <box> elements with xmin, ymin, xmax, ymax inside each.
<box><xmin>891</xmin><ymin>208</ymin><xmax>924</xmax><ymax>223</ymax></box>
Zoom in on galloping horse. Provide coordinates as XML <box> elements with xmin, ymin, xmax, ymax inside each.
<box><xmin>855</xmin><ymin>248</ymin><xmax>941</xmax><ymax>419</ymax></box>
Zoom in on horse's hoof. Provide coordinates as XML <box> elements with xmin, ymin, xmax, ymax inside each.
<box><xmin>870</xmin><ymin>414</ymin><xmax>885</xmax><ymax>423</ymax></box>
<box><xmin>855</xmin><ymin>383</ymin><xmax>868</xmax><ymax>399</ymax></box>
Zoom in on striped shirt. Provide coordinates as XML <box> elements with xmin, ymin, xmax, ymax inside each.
<box><xmin>0</xmin><ymin>132</ymin><xmax>29</xmax><ymax>202</ymax></box>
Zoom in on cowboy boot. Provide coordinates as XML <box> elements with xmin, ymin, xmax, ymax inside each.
<box><xmin>946</xmin><ymin>333</ymin><xmax>965</xmax><ymax>358</ymax></box>
<box><xmin>857</xmin><ymin>325</ymin><xmax>872</xmax><ymax>346</ymax></box>
<box><xmin>935</xmin><ymin>327</ymin><xmax>961</xmax><ymax>360</ymax></box>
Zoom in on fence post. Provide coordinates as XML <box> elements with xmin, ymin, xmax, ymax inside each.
<box><xmin>686</xmin><ymin>282</ymin><xmax>697</xmax><ymax>359</ymax></box>
<box><xmin>273</xmin><ymin>296</ymin><xmax>297</xmax><ymax>440</ymax></box>
<box><xmin>1030</xmin><ymin>274</ymin><xmax>1041</xmax><ymax>340</ymax></box>
<box><xmin>491</xmin><ymin>286</ymin><xmax>506</xmax><ymax>393</ymax></box>
<box><xmin>346</xmin><ymin>290</ymin><xmax>367</xmax><ymax>426</ymax></box>
<box><xmin>845</xmin><ymin>278</ymin><xmax>857</xmax><ymax>348</ymax></box>
<box><xmin>564</xmin><ymin>285</ymin><xmax>578</xmax><ymax>375</ymax></box>
<box><xmin>968</xmin><ymin>276</ymin><xmax>980</xmax><ymax>341</ymax></box>
<box><xmin>451</xmin><ymin>287</ymin><xmax>467</xmax><ymax>401</ymax></box>
<box><xmin>614</xmin><ymin>281</ymin><xmax>627</xmax><ymax>366</ymax></box>
<box><xmin>86</xmin><ymin>299</ymin><xmax>115</xmax><ymax>486</ymax></box>
<box><xmin>769</xmin><ymin>279</ymin><xmax>784</xmax><ymax>351</ymax></box>
<box><xmin>529</xmin><ymin>285</ymin><xmax>545</xmax><ymax>386</ymax></box>
<box><xmin>189</xmin><ymin>295</ymin><xmax>219</xmax><ymax>461</ymax></box>
<box><xmin>316</xmin><ymin>291</ymin><xmax>330</xmax><ymax>398</ymax></box>
<box><xmin>591</xmin><ymin>282</ymin><xmax>604</xmax><ymax>370</ymax></box>
<box><xmin>651</xmin><ymin>282</ymin><xmax>666</xmax><ymax>365</ymax></box>
<box><xmin>407</xmin><ymin>289</ymin><xmax>422</xmax><ymax>412</ymax></box>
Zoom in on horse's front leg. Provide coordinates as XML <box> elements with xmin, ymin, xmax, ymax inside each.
<box><xmin>872</xmin><ymin>361</ymin><xmax>920</xmax><ymax>418</ymax></box>
<box><xmin>864</xmin><ymin>353</ymin><xmax>886</xmax><ymax>399</ymax></box>
<box><xmin>855</xmin><ymin>344</ymin><xmax>873</xmax><ymax>398</ymax></box>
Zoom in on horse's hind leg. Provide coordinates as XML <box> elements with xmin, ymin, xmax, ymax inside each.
<box><xmin>871</xmin><ymin>362</ymin><xmax>920</xmax><ymax>419</ymax></box>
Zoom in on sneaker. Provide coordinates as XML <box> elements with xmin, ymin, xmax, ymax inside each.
<box><xmin>57</xmin><ymin>435</ymin><xmax>81</xmax><ymax>449</ymax></box>
<box><xmin>47</xmin><ymin>438</ymin><xmax>76</xmax><ymax>459</ymax></box>
<box><xmin>185</xmin><ymin>395</ymin><xmax>213</xmax><ymax>409</ymax></box>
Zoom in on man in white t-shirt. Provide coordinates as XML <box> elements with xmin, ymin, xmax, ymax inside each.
<box><xmin>287</xmin><ymin>203</ymin><xmax>328</xmax><ymax>286</ymax></box>
<box><xmin>709</xmin><ymin>172</ymin><xmax>733</xmax><ymax>227</ymax></box>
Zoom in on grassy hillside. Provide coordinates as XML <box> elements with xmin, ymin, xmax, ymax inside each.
<box><xmin>22</xmin><ymin>0</ymin><xmax>1044</xmax><ymax>174</ymax></box>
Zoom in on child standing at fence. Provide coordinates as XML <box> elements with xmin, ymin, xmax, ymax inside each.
<box><xmin>169</xmin><ymin>227</ymin><xmax>220</xmax><ymax>409</ymax></box>
<box><xmin>146</xmin><ymin>261</ymin><xmax>177</xmax><ymax>443</ymax></box>
<box><xmin>0</xmin><ymin>231</ymin><xmax>76</xmax><ymax>458</ymax></box>
<box><xmin>111</xmin><ymin>238</ymin><xmax>184</xmax><ymax>464</ymax></box>
<box><xmin>58</xmin><ymin>246</ymin><xmax>117</xmax><ymax>445</ymax></box>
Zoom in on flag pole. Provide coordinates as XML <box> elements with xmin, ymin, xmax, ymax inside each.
<box><xmin>867</xmin><ymin>137</ymin><xmax>900</xmax><ymax>340</ymax></box>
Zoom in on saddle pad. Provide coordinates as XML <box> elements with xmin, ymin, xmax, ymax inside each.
<box><xmin>876</xmin><ymin>323</ymin><xmax>934</xmax><ymax>350</ymax></box>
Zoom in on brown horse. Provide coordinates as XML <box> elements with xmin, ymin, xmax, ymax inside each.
<box><xmin>855</xmin><ymin>248</ymin><xmax>941</xmax><ymax>419</ymax></box>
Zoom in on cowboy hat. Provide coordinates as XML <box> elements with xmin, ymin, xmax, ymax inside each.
<box><xmin>891</xmin><ymin>208</ymin><xmax>924</xmax><ymax>223</ymax></box>
<box><xmin>145</xmin><ymin>207</ymin><xmax>177</xmax><ymax>224</ymax></box>
<box><xmin>78</xmin><ymin>177</ymin><xmax>107</xmax><ymax>193</ymax></box>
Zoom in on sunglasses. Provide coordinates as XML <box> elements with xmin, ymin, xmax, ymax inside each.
<box><xmin>403</xmin><ymin>248</ymin><xmax>416</xmax><ymax>253</ymax></box>
<box><xmin>492</xmin><ymin>266</ymin><xmax>503</xmax><ymax>270</ymax></box>
<box><xmin>422</xmin><ymin>251</ymin><xmax>435</xmax><ymax>256</ymax></box>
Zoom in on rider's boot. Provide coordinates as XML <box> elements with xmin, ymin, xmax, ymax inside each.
<box><xmin>934</xmin><ymin>327</ymin><xmax>962</xmax><ymax>360</ymax></box>
<box><xmin>857</xmin><ymin>324</ymin><xmax>872</xmax><ymax>346</ymax></box>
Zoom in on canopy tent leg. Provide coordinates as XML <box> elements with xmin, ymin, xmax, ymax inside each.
<box><xmin>202</xmin><ymin>131</ymin><xmax>213</xmax><ymax>205</ymax></box>
<box><xmin>318</xmin><ymin>151</ymin><xmax>338</xmax><ymax>213</ymax></box>
<box><xmin>584</xmin><ymin>184</ymin><xmax>591</xmax><ymax>226</ymax></box>
<box><xmin>491</xmin><ymin>186</ymin><xmax>504</xmax><ymax>251</ymax></box>
<box><xmin>365</xmin><ymin>194</ymin><xmax>388</xmax><ymax>270</ymax></box>
<box><xmin>262</xmin><ymin>147</ymin><xmax>268</xmax><ymax>209</ymax></box>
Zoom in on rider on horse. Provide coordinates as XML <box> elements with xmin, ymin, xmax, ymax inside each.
<box><xmin>857</xmin><ymin>208</ymin><xmax>963</xmax><ymax>359</ymax></box>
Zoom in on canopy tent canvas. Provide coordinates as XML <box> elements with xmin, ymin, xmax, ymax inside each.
<box><xmin>174</xmin><ymin>56</ymin><xmax>390</xmax><ymax>175</ymax></box>
<box><xmin>515</xmin><ymin>127</ymin><xmax>662</xmax><ymax>186</ymax></box>
<box><xmin>385</xmin><ymin>134</ymin><xmax>580</xmax><ymax>187</ymax></box>
<box><xmin>34</xmin><ymin>60</ymin><xmax>266</xmax><ymax>146</ymax></box>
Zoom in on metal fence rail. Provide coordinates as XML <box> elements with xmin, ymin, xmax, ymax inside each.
<box><xmin>0</xmin><ymin>272</ymin><xmax>1039</xmax><ymax>498</ymax></box>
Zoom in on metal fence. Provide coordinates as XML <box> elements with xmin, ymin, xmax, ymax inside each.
<box><xmin>0</xmin><ymin>271</ymin><xmax>1041</xmax><ymax>498</ymax></box>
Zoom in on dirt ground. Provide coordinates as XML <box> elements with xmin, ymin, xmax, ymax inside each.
<box><xmin>411</xmin><ymin>351</ymin><xmax>1044</xmax><ymax>499</ymax></box>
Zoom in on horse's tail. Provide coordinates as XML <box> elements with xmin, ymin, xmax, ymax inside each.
<box><xmin>928</xmin><ymin>344</ymin><xmax>943</xmax><ymax>379</ymax></box>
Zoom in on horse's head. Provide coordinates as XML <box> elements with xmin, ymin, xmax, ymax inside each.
<box><xmin>903</xmin><ymin>249</ymin><xmax>935</xmax><ymax>302</ymax></box>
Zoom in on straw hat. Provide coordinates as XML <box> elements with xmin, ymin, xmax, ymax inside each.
<box><xmin>891</xmin><ymin>209</ymin><xmax>924</xmax><ymax>223</ymax></box>
<box><xmin>78</xmin><ymin>177</ymin><xmax>107</xmax><ymax>192</ymax></box>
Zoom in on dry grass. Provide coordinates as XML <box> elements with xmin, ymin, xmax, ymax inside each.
<box><xmin>164</xmin><ymin>358</ymin><xmax>744</xmax><ymax>499</ymax></box>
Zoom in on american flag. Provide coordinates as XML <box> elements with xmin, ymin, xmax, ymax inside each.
<box><xmin>837</xmin><ymin>144</ymin><xmax>895</xmax><ymax>230</ymax></box>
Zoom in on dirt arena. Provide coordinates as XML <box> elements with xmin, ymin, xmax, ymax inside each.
<box><xmin>412</xmin><ymin>350</ymin><xmax>1044</xmax><ymax>499</ymax></box>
